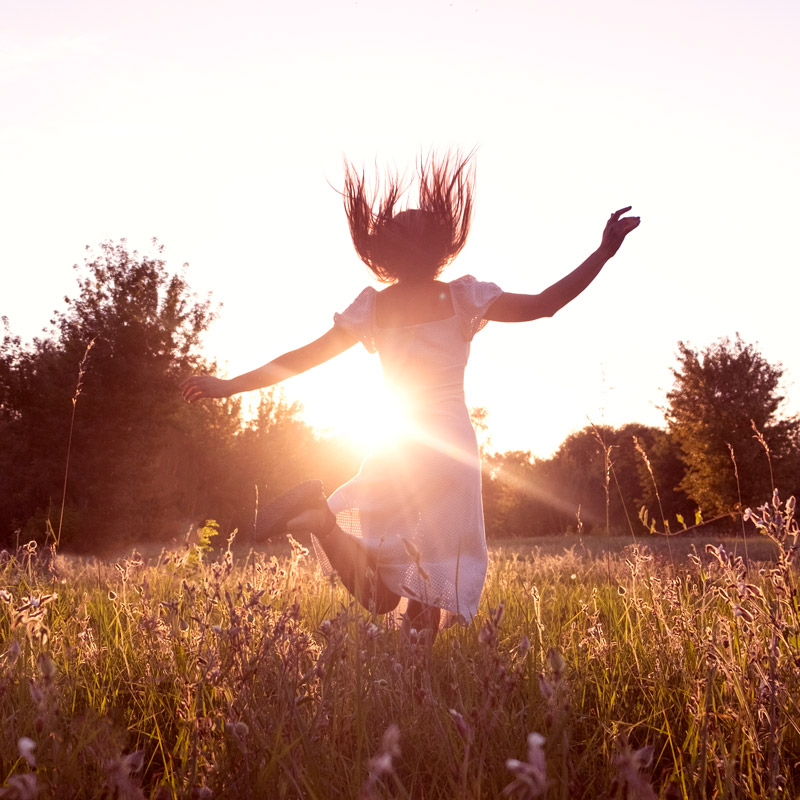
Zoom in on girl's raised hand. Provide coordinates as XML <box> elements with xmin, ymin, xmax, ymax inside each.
<box><xmin>600</xmin><ymin>206</ymin><xmax>640</xmax><ymax>258</ymax></box>
<box><xmin>180</xmin><ymin>375</ymin><xmax>231</xmax><ymax>403</ymax></box>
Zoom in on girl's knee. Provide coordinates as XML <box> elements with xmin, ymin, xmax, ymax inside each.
<box><xmin>370</xmin><ymin>578</ymin><xmax>400</xmax><ymax>614</ymax></box>
<box><xmin>405</xmin><ymin>599</ymin><xmax>441</xmax><ymax>629</ymax></box>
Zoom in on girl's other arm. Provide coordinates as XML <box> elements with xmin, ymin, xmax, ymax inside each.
<box><xmin>485</xmin><ymin>207</ymin><xmax>640</xmax><ymax>323</ymax></box>
<box><xmin>180</xmin><ymin>325</ymin><xmax>358</xmax><ymax>402</ymax></box>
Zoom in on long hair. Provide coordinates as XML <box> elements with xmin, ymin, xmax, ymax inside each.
<box><xmin>343</xmin><ymin>151</ymin><xmax>475</xmax><ymax>283</ymax></box>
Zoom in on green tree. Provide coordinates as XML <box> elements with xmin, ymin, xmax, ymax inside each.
<box><xmin>482</xmin><ymin>450</ymin><xmax>548</xmax><ymax>538</ymax></box>
<box><xmin>0</xmin><ymin>240</ymin><xmax>233</xmax><ymax>549</ymax></box>
<box><xmin>480</xmin><ymin>424</ymin><xmax>672</xmax><ymax>538</ymax></box>
<box><xmin>545</xmin><ymin>423</ymin><xmax>670</xmax><ymax>535</ymax></box>
<box><xmin>665</xmin><ymin>335</ymin><xmax>800</xmax><ymax>517</ymax></box>
<box><xmin>1</xmin><ymin>241</ymin><xmax>374</xmax><ymax>552</ymax></box>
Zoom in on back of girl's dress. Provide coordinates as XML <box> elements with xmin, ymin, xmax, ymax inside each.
<box><xmin>323</xmin><ymin>275</ymin><xmax>503</xmax><ymax>622</ymax></box>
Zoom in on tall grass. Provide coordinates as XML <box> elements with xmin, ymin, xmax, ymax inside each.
<box><xmin>1</xmin><ymin>497</ymin><xmax>798</xmax><ymax>799</ymax></box>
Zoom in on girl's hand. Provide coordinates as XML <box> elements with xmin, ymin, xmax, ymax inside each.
<box><xmin>599</xmin><ymin>206</ymin><xmax>640</xmax><ymax>258</ymax></box>
<box><xmin>180</xmin><ymin>375</ymin><xmax>232</xmax><ymax>403</ymax></box>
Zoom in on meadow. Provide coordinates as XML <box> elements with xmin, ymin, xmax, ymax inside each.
<box><xmin>0</xmin><ymin>494</ymin><xmax>798</xmax><ymax>800</ymax></box>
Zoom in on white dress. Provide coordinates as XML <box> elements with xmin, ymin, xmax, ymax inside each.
<box><xmin>322</xmin><ymin>275</ymin><xmax>503</xmax><ymax>622</ymax></box>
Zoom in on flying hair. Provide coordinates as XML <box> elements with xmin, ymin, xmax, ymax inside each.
<box><xmin>343</xmin><ymin>150</ymin><xmax>476</xmax><ymax>283</ymax></box>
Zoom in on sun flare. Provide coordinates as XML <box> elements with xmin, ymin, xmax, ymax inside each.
<box><xmin>283</xmin><ymin>356</ymin><xmax>408</xmax><ymax>451</ymax></box>
<box><xmin>301</xmin><ymin>380</ymin><xmax>407</xmax><ymax>450</ymax></box>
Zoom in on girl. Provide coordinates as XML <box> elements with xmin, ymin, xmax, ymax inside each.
<box><xmin>181</xmin><ymin>153</ymin><xmax>639</xmax><ymax>641</ymax></box>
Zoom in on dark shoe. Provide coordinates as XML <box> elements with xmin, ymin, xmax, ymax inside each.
<box><xmin>256</xmin><ymin>480</ymin><xmax>332</xmax><ymax>541</ymax></box>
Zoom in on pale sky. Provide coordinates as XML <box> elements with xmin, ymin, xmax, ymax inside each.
<box><xmin>2</xmin><ymin>0</ymin><xmax>799</xmax><ymax>457</ymax></box>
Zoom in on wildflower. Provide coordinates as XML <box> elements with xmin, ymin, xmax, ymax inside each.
<box><xmin>492</xmin><ymin>602</ymin><xmax>506</xmax><ymax>626</ymax></box>
<box><xmin>37</xmin><ymin>653</ymin><xmax>56</xmax><ymax>681</ymax></box>
<box><xmin>104</xmin><ymin>750</ymin><xmax>145</xmax><ymax>800</ymax></box>
<box><xmin>362</xmin><ymin>724</ymin><xmax>401</xmax><ymax>798</ymax></box>
<box><xmin>449</xmin><ymin>709</ymin><xmax>471</xmax><ymax>742</ymax></box>
<box><xmin>611</xmin><ymin>737</ymin><xmax>657</xmax><ymax>800</ymax></box>
<box><xmin>732</xmin><ymin>604</ymin><xmax>755</xmax><ymax>623</ymax></box>
<box><xmin>29</xmin><ymin>684</ymin><xmax>44</xmax><ymax>706</ymax></box>
<box><xmin>124</xmin><ymin>750</ymin><xmax>145</xmax><ymax>773</ymax></box>
<box><xmin>287</xmin><ymin>534</ymin><xmax>309</xmax><ymax>559</ymax></box>
<box><xmin>546</xmin><ymin>648</ymin><xmax>566</xmax><ymax>678</ymax></box>
<box><xmin>18</xmin><ymin>737</ymin><xmax>36</xmax><ymax>767</ymax></box>
<box><xmin>504</xmin><ymin>732</ymin><xmax>547</xmax><ymax>798</ymax></box>
<box><xmin>369</xmin><ymin>751</ymin><xmax>392</xmax><ymax>779</ymax></box>
<box><xmin>226</xmin><ymin>721</ymin><xmax>249</xmax><ymax>740</ymax></box>
<box><xmin>0</xmin><ymin>773</ymin><xmax>38</xmax><ymax>800</ymax></box>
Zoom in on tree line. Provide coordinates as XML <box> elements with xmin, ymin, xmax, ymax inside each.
<box><xmin>2</xmin><ymin>242</ymin><xmax>798</xmax><ymax>552</ymax></box>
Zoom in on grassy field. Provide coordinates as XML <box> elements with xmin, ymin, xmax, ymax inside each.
<box><xmin>1</xmin><ymin>496</ymin><xmax>798</xmax><ymax>799</ymax></box>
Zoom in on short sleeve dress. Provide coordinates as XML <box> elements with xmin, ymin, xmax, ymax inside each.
<box><xmin>322</xmin><ymin>275</ymin><xmax>503</xmax><ymax>622</ymax></box>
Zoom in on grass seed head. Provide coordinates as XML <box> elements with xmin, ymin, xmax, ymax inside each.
<box><xmin>504</xmin><ymin>732</ymin><xmax>547</xmax><ymax>798</ymax></box>
<box><xmin>0</xmin><ymin>773</ymin><xmax>38</xmax><ymax>800</ymax></box>
<box><xmin>17</xmin><ymin>737</ymin><xmax>36</xmax><ymax>767</ymax></box>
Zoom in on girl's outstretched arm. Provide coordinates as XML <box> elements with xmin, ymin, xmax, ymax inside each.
<box><xmin>180</xmin><ymin>326</ymin><xmax>358</xmax><ymax>402</ymax></box>
<box><xmin>485</xmin><ymin>206</ymin><xmax>640</xmax><ymax>323</ymax></box>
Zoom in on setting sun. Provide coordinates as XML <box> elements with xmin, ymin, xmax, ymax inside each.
<box><xmin>237</xmin><ymin>342</ymin><xmax>399</xmax><ymax>451</ymax></box>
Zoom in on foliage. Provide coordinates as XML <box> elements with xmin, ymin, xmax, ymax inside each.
<box><xmin>0</xmin><ymin>241</ymin><xmax>232</xmax><ymax>548</ymax></box>
<box><xmin>1</xmin><ymin>491</ymin><xmax>798</xmax><ymax>799</ymax></box>
<box><xmin>0</xmin><ymin>240</ymin><xmax>366</xmax><ymax>552</ymax></box>
<box><xmin>4</xmin><ymin>241</ymin><xmax>799</xmax><ymax>559</ymax></box>
<box><xmin>665</xmin><ymin>335</ymin><xmax>800</xmax><ymax>516</ymax></box>
<box><xmin>482</xmin><ymin>424</ymin><xmax>692</xmax><ymax>539</ymax></box>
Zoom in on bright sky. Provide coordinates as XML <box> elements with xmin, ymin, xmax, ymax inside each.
<box><xmin>2</xmin><ymin>0</ymin><xmax>799</xmax><ymax>458</ymax></box>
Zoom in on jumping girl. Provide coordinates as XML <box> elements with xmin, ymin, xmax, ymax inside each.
<box><xmin>181</xmin><ymin>152</ymin><xmax>639</xmax><ymax>642</ymax></box>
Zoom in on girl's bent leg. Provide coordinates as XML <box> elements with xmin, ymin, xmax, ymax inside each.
<box><xmin>317</xmin><ymin>523</ymin><xmax>401</xmax><ymax>615</ymax></box>
<box><xmin>287</xmin><ymin>507</ymin><xmax>400</xmax><ymax>615</ymax></box>
<box><xmin>402</xmin><ymin>599</ymin><xmax>441</xmax><ymax>646</ymax></box>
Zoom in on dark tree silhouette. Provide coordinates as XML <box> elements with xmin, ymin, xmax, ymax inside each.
<box><xmin>665</xmin><ymin>335</ymin><xmax>800</xmax><ymax>517</ymax></box>
<box><xmin>480</xmin><ymin>423</ymin><xmax>683</xmax><ymax>538</ymax></box>
<box><xmin>0</xmin><ymin>241</ymin><xmax>226</xmax><ymax>548</ymax></box>
<box><xmin>0</xmin><ymin>241</ymin><xmax>367</xmax><ymax>551</ymax></box>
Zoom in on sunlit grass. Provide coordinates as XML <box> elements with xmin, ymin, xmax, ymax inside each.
<box><xmin>1</xmin><ymin>496</ymin><xmax>798</xmax><ymax>799</ymax></box>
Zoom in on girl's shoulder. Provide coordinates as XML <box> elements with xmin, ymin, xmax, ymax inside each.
<box><xmin>448</xmin><ymin>274</ymin><xmax>504</xmax><ymax>309</ymax></box>
<box><xmin>448</xmin><ymin>275</ymin><xmax>504</xmax><ymax>340</ymax></box>
<box><xmin>448</xmin><ymin>274</ymin><xmax>500</xmax><ymax>291</ymax></box>
<box><xmin>333</xmin><ymin>287</ymin><xmax>378</xmax><ymax>352</ymax></box>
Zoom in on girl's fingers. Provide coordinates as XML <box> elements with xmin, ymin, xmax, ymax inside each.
<box><xmin>610</xmin><ymin>206</ymin><xmax>633</xmax><ymax>221</ymax></box>
<box><xmin>180</xmin><ymin>376</ymin><xmax>210</xmax><ymax>402</ymax></box>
